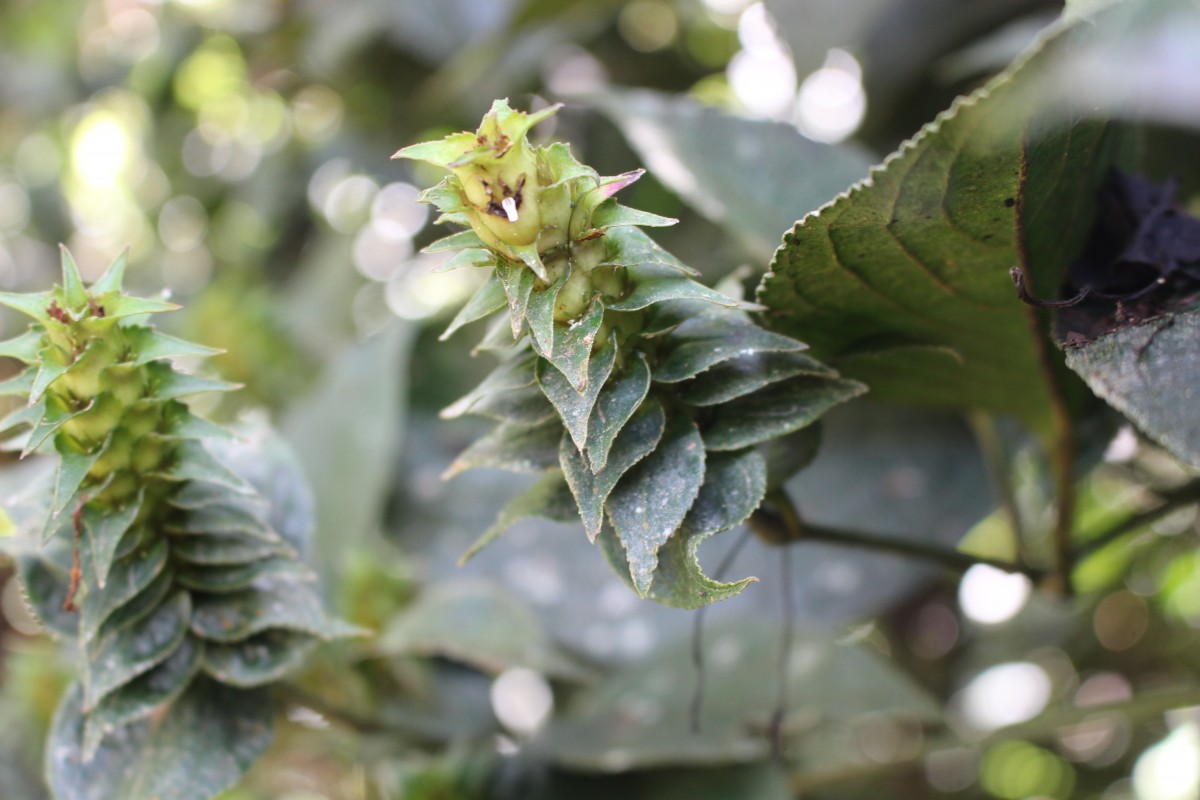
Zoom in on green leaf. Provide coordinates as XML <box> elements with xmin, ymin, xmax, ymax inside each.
<box><xmin>537</xmin><ymin>337</ymin><xmax>617</xmax><ymax>452</ymax></box>
<box><xmin>590</xmin><ymin>200</ymin><xmax>676</xmax><ymax>230</ymax></box>
<box><xmin>29</xmin><ymin>344</ymin><xmax>72</xmax><ymax>403</ymax></box>
<box><xmin>423</xmin><ymin>228</ymin><xmax>488</xmax><ymax>252</ymax></box>
<box><xmin>169</xmin><ymin>480</ymin><xmax>269</xmax><ymax>512</ymax></box>
<box><xmin>0</xmin><ymin>328</ymin><xmax>44</xmax><ymax>363</ymax></box>
<box><xmin>189</xmin><ymin>579</ymin><xmax>363</xmax><ymax>643</ymax></box>
<box><xmin>125</xmin><ymin>328</ymin><xmax>223</xmax><ymax>365</ymax></box>
<box><xmin>653</xmin><ymin>320</ymin><xmax>808</xmax><ymax>383</ymax></box>
<box><xmin>678</xmin><ymin>351</ymin><xmax>836</xmax><ymax>407</ymax></box>
<box><xmin>96</xmin><ymin>292</ymin><xmax>180</xmax><ymax>320</ymax></box>
<box><xmin>146</xmin><ymin>362</ymin><xmax>240</xmax><ymax>399</ymax></box>
<box><xmin>1063</xmin><ymin>309</ymin><xmax>1200</xmax><ymax>467</ymax></box>
<box><xmin>0</xmin><ymin>366</ymin><xmax>35</xmax><ymax>396</ymax></box>
<box><xmin>561</xmin><ymin>397</ymin><xmax>666</xmax><ymax>541</ymax></box>
<box><xmin>593</xmin><ymin>89</ymin><xmax>874</xmax><ymax>263</ymax></box>
<box><xmin>162</xmin><ymin>404</ymin><xmax>235</xmax><ymax>441</ymax></box>
<box><xmin>47</xmin><ymin>443</ymin><xmax>105</xmax><ymax>524</ymax></box>
<box><xmin>97</xmin><ymin>568</ymin><xmax>174</xmax><ymax>638</ymax></box>
<box><xmin>606</xmin><ymin>265</ymin><xmax>742</xmax><ymax>313</ymax></box>
<box><xmin>201</xmin><ymin>630</ymin><xmax>316</xmax><ymax>688</ymax></box>
<box><xmin>460</xmin><ymin>471</ymin><xmax>578</xmax><ymax>564</ymax></box>
<box><xmin>440</xmin><ymin>272</ymin><xmax>506</xmax><ymax>341</ymax></box>
<box><xmin>22</xmin><ymin>395</ymin><xmax>95</xmax><ymax>457</ymax></box>
<box><xmin>443</xmin><ymin>419</ymin><xmax>562</xmax><ymax>479</ymax></box>
<box><xmin>80</xmin><ymin>535</ymin><xmax>169</xmax><ymax>644</ymax></box>
<box><xmin>83</xmin><ymin>591</ymin><xmax>191</xmax><ymax>710</ymax></box>
<box><xmin>171</xmin><ymin>533</ymin><xmax>293</xmax><ymax>566</ymax></box>
<box><xmin>89</xmin><ymin>249</ymin><xmax>128</xmax><ymax>295</ymax></box>
<box><xmin>379</xmin><ymin>580</ymin><xmax>593</xmax><ymax>680</ymax></box>
<box><xmin>496</xmin><ymin>260</ymin><xmax>537</xmax><ymax>339</ymax></box>
<box><xmin>48</xmin><ymin>677</ymin><xmax>272</xmax><ymax>800</ymax></box>
<box><xmin>442</xmin><ymin>353</ymin><xmax>542</xmax><ymax>420</ymax></box>
<box><xmin>0</xmin><ymin>290</ymin><xmax>55</xmax><ymax>324</ymax></box>
<box><xmin>534</xmin><ymin>297</ymin><xmax>605</xmax><ymax>392</ymax></box>
<box><xmin>601</xmin><ymin>226</ymin><xmax>697</xmax><ymax>276</ymax></box>
<box><xmin>81</xmin><ymin>637</ymin><xmax>202</xmax><ymax>760</ymax></box>
<box><xmin>702</xmin><ymin>375</ymin><xmax>868</xmax><ymax>451</ymax></box>
<box><xmin>166</xmin><ymin>501</ymin><xmax>279</xmax><ymax>541</ymax></box>
<box><xmin>585</xmin><ymin>351</ymin><xmax>651</xmax><ymax>472</ymax></box>
<box><xmin>15</xmin><ymin>546</ymin><xmax>78</xmax><ymax>638</ymax></box>
<box><xmin>606</xmin><ymin>412</ymin><xmax>706</xmax><ymax>596</ymax></box>
<box><xmin>83</xmin><ymin>494</ymin><xmax>144</xmax><ymax>588</ymax></box>
<box><xmin>59</xmin><ymin>245</ymin><xmax>89</xmax><ymax>312</ymax></box>
<box><xmin>0</xmin><ymin>399</ymin><xmax>41</xmax><ymax>437</ymax></box>
<box><xmin>174</xmin><ymin>559</ymin><xmax>313</xmax><ymax>594</ymax></box>
<box><xmin>757</xmin><ymin>5</ymin><xmax>1136</xmax><ymax>439</ymax></box>
<box><xmin>159</xmin><ymin>440</ymin><xmax>253</xmax><ymax>494</ymax></box>
<box><xmin>524</xmin><ymin>265</ymin><xmax>569</xmax><ymax>355</ymax></box>
<box><xmin>432</xmin><ymin>247</ymin><xmax>493</xmax><ymax>273</ymax></box>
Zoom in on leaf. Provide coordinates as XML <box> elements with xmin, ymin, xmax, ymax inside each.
<box><xmin>460</xmin><ymin>471</ymin><xmax>578</xmax><ymax>564</ymax></box>
<box><xmin>496</xmin><ymin>261</ymin><xmax>537</xmax><ymax>339</ymax></box>
<box><xmin>83</xmin><ymin>591</ymin><xmax>191</xmax><ymax>710</ymax></box>
<box><xmin>524</xmin><ymin>264</ymin><xmax>569</xmax><ymax>355</ymax></box>
<box><xmin>594</xmin><ymin>90</ymin><xmax>875</xmax><ymax>263</ymax></box>
<box><xmin>96</xmin><ymin>292</ymin><xmax>180</xmax><ymax>320</ymax></box>
<box><xmin>189</xmin><ymin>579</ymin><xmax>363</xmax><ymax>643</ymax></box>
<box><xmin>158</xmin><ymin>440</ymin><xmax>253</xmax><ymax>494</ymax></box>
<box><xmin>145</xmin><ymin>362</ymin><xmax>240</xmax><ymax>400</ymax></box>
<box><xmin>47</xmin><ymin>443</ymin><xmax>105</xmax><ymax>524</ymax></box>
<box><xmin>0</xmin><ymin>366</ymin><xmax>35</xmax><ymax>396</ymax></box>
<box><xmin>678</xmin><ymin>351</ymin><xmax>837</xmax><ymax>407</ymax></box>
<box><xmin>757</xmin><ymin>5</ymin><xmax>1138</xmax><ymax>440</ymax></box>
<box><xmin>83</xmin><ymin>494</ymin><xmax>143</xmax><ymax>588</ymax></box>
<box><xmin>534</xmin><ymin>297</ymin><xmax>605</xmax><ymax>391</ymax></box>
<box><xmin>22</xmin><ymin>395</ymin><xmax>95</xmax><ymax>457</ymax></box>
<box><xmin>440</xmin><ymin>272</ymin><xmax>506</xmax><ymax>341</ymax></box>
<box><xmin>432</xmin><ymin>247</ymin><xmax>494</xmax><ymax>273</ymax></box>
<box><xmin>702</xmin><ymin>375</ymin><xmax>868</xmax><ymax>452</ymax></box>
<box><xmin>537</xmin><ymin>337</ymin><xmax>617</xmax><ymax>452</ymax></box>
<box><xmin>601</xmin><ymin>226</ymin><xmax>697</xmax><ymax>276</ymax></box>
<box><xmin>590</xmin><ymin>200</ymin><xmax>676</xmax><ymax>230</ymax></box>
<box><xmin>585</xmin><ymin>351</ymin><xmax>651</xmax><ymax>472</ymax></box>
<box><xmin>605</xmin><ymin>264</ymin><xmax>742</xmax><ymax>313</ymax></box>
<box><xmin>606</xmin><ymin>412</ymin><xmax>706</xmax><ymax>595</ymax></box>
<box><xmin>201</xmin><ymin>631</ymin><xmax>316</xmax><ymax>688</ymax></box>
<box><xmin>29</xmin><ymin>344</ymin><xmax>72</xmax><ymax>403</ymax></box>
<box><xmin>174</xmin><ymin>559</ymin><xmax>313</xmax><ymax>594</ymax></box>
<box><xmin>653</xmin><ymin>320</ymin><xmax>808</xmax><ymax>383</ymax></box>
<box><xmin>442</xmin><ymin>353</ymin><xmax>539</xmax><ymax>419</ymax></box>
<box><xmin>0</xmin><ymin>328</ymin><xmax>43</xmax><ymax>363</ymax></box>
<box><xmin>1063</xmin><ymin>309</ymin><xmax>1200</xmax><ymax>467</ymax></box>
<box><xmin>166</xmin><ymin>502</ymin><xmax>279</xmax><ymax>542</ymax></box>
<box><xmin>79</xmin><ymin>536</ymin><xmax>169</xmax><ymax>644</ymax></box>
<box><xmin>0</xmin><ymin>289</ymin><xmax>55</xmax><ymax>324</ymax></box>
<box><xmin>443</xmin><ymin>419</ymin><xmax>562</xmax><ymax>479</ymax></box>
<box><xmin>125</xmin><ymin>328</ymin><xmax>223</xmax><ymax>365</ymax></box>
<box><xmin>561</xmin><ymin>397</ymin><xmax>666</xmax><ymax>541</ymax></box>
<box><xmin>47</xmin><ymin>678</ymin><xmax>272</xmax><ymax>800</ymax></box>
<box><xmin>171</xmin><ymin>533</ymin><xmax>293</xmax><ymax>566</ymax></box>
<box><xmin>378</xmin><ymin>580</ymin><xmax>592</xmax><ymax>680</ymax></box>
<box><xmin>81</xmin><ymin>637</ymin><xmax>202</xmax><ymax>760</ymax></box>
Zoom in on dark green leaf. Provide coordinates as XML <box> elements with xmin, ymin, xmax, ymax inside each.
<box><xmin>606</xmin><ymin>265</ymin><xmax>742</xmax><ymax>313</ymax></box>
<box><xmin>443</xmin><ymin>419</ymin><xmax>562</xmax><ymax>479</ymax></box>
<box><xmin>80</xmin><ymin>536</ymin><xmax>168</xmax><ymax>644</ymax></box>
<box><xmin>702</xmin><ymin>375</ymin><xmax>867</xmax><ymax>451</ymax></box>
<box><xmin>601</xmin><ymin>226</ymin><xmax>697</xmax><ymax>276</ymax></box>
<box><xmin>48</xmin><ymin>677</ymin><xmax>272</xmax><ymax>800</ymax></box>
<box><xmin>83</xmin><ymin>494</ymin><xmax>143</xmax><ymax>588</ymax></box>
<box><xmin>537</xmin><ymin>337</ymin><xmax>616</xmax><ymax>452</ymax></box>
<box><xmin>83</xmin><ymin>591</ymin><xmax>191</xmax><ymax>710</ymax></box>
<box><xmin>97</xmin><ymin>567</ymin><xmax>174</xmax><ymax>638</ymax></box>
<box><xmin>653</xmin><ymin>320</ymin><xmax>807</xmax><ymax>383</ymax></box>
<box><xmin>524</xmin><ymin>265</ymin><xmax>569</xmax><ymax>355</ymax></box>
<box><xmin>15</xmin><ymin>546</ymin><xmax>78</xmax><ymax>637</ymax></box>
<box><xmin>561</xmin><ymin>398</ymin><xmax>666</xmax><ymax>541</ymax></box>
<box><xmin>166</xmin><ymin>502</ymin><xmax>280</xmax><ymax>542</ymax></box>
<box><xmin>442</xmin><ymin>353</ymin><xmax>538</xmax><ymax>419</ymax></box>
<box><xmin>190</xmin><ymin>579</ymin><xmax>363</xmax><ymax>643</ymax></box>
<box><xmin>534</xmin><ymin>298</ymin><xmax>605</xmax><ymax>392</ymax></box>
<box><xmin>460</xmin><ymin>471</ymin><xmax>578</xmax><ymax>564</ymax></box>
<box><xmin>169</xmin><ymin>481</ymin><xmax>269</xmax><ymax>512</ymax></box>
<box><xmin>440</xmin><ymin>273</ymin><xmax>506</xmax><ymax>341</ymax></box>
<box><xmin>606</xmin><ymin>412</ymin><xmax>706</xmax><ymax>595</ymax></box>
<box><xmin>1064</xmin><ymin>309</ymin><xmax>1200</xmax><ymax>467</ymax></box>
<box><xmin>171</xmin><ymin>533</ymin><xmax>294</xmax><ymax>566</ymax></box>
<box><xmin>763</xmin><ymin>425</ymin><xmax>823</xmax><ymax>491</ymax></box>
<box><xmin>48</xmin><ymin>442</ymin><xmax>105</xmax><ymax>524</ymax></box>
<box><xmin>496</xmin><ymin>260</ymin><xmax>537</xmax><ymax>339</ymax></box>
<box><xmin>585</xmin><ymin>352</ymin><xmax>651</xmax><ymax>472</ymax></box>
<box><xmin>679</xmin><ymin>351</ymin><xmax>836</xmax><ymax>407</ymax></box>
<box><xmin>201</xmin><ymin>631</ymin><xmax>316</xmax><ymax>688</ymax></box>
<box><xmin>158</xmin><ymin>440</ymin><xmax>253</xmax><ymax>494</ymax></box>
<box><xmin>81</xmin><ymin>637</ymin><xmax>202</xmax><ymax>760</ymax></box>
<box><xmin>594</xmin><ymin>89</ymin><xmax>874</xmax><ymax>262</ymax></box>
<box><xmin>174</xmin><ymin>559</ymin><xmax>313</xmax><ymax>594</ymax></box>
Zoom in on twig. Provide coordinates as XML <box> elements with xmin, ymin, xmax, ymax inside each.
<box><xmin>690</xmin><ymin>528</ymin><xmax>752</xmax><ymax>734</ymax></box>
<box><xmin>768</xmin><ymin>545</ymin><xmax>795</xmax><ymax>759</ymax></box>
<box><xmin>966</xmin><ymin>412</ymin><xmax>1029</xmax><ymax>565</ymax></box>
<box><xmin>62</xmin><ymin>502</ymin><xmax>85</xmax><ymax>612</ymax></box>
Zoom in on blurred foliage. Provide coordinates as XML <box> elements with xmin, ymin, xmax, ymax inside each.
<box><xmin>2</xmin><ymin>0</ymin><xmax>1200</xmax><ymax>799</ymax></box>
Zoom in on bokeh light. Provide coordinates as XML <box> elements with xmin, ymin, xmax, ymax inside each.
<box><xmin>959</xmin><ymin>563</ymin><xmax>1032</xmax><ymax>625</ymax></box>
<box><xmin>959</xmin><ymin>661</ymin><xmax>1052</xmax><ymax>730</ymax></box>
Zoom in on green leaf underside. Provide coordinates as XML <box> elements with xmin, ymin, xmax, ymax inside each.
<box><xmin>189</xmin><ymin>579</ymin><xmax>360</xmax><ymax>643</ymax></box>
<box><xmin>443</xmin><ymin>419</ymin><xmax>562</xmax><ymax>479</ymax></box>
<box><xmin>606</xmin><ymin>263</ymin><xmax>741</xmax><ymax>313</ymax></box>
<box><xmin>80</xmin><ymin>535</ymin><xmax>168</xmax><ymax>644</ymax></box>
<box><xmin>607</xmin><ymin>411</ymin><xmax>706</xmax><ymax>596</ymax></box>
<box><xmin>174</xmin><ymin>558</ymin><xmax>312</xmax><ymax>594</ymax></box>
<box><xmin>702</xmin><ymin>375</ymin><xmax>868</xmax><ymax>452</ymax></box>
<box><xmin>171</xmin><ymin>532</ymin><xmax>293</xmax><ymax>566</ymax></box>
<box><xmin>460</xmin><ymin>471</ymin><xmax>578</xmax><ymax>564</ymax></box>
<box><xmin>496</xmin><ymin>261</ymin><xmax>537</xmax><ymax>339</ymax></box>
<box><xmin>126</xmin><ymin>328</ymin><xmax>222</xmax><ymax>365</ymax></box>
<box><xmin>24</xmin><ymin>396</ymin><xmax>95</xmax><ymax>457</ymax></box>
<box><xmin>591</xmin><ymin>201</ymin><xmax>676</xmax><ymax>230</ymax></box>
<box><xmin>84</xmin><ymin>495</ymin><xmax>144</xmax><ymax>588</ymax></box>
<box><xmin>160</xmin><ymin>440</ymin><xmax>252</xmax><ymax>493</ymax></box>
<box><xmin>424</xmin><ymin>229</ymin><xmax>487</xmax><ymax>253</ymax></box>
<box><xmin>678</xmin><ymin>350</ymin><xmax>837</xmax><ymax>406</ymax></box>
<box><xmin>166</xmin><ymin>503</ymin><xmax>280</xmax><ymax>542</ymax></box>
<box><xmin>1064</xmin><ymin>308</ymin><xmax>1200</xmax><ymax>467</ymax></box>
<box><xmin>442</xmin><ymin>353</ymin><xmax>538</xmax><ymax>419</ymax></box>
<box><xmin>31</xmin><ymin>345</ymin><xmax>73</xmax><ymax>403</ymax></box>
<box><xmin>602</xmin><ymin>226</ymin><xmax>698</xmax><ymax>276</ymax></box>
<box><xmin>585</xmin><ymin>352</ymin><xmax>652</xmax><ymax>472</ymax></box>
<box><xmin>562</xmin><ymin>397</ymin><xmax>667</xmax><ymax>541</ymax></box>
<box><xmin>538</xmin><ymin>338</ymin><xmax>617</xmax><ymax>452</ymax></box>
<box><xmin>757</xmin><ymin>6</ymin><xmax>1136</xmax><ymax>439</ymax></box>
<box><xmin>147</xmin><ymin>362</ymin><xmax>240</xmax><ymax>400</ymax></box>
<box><xmin>536</xmin><ymin>298</ymin><xmax>605</xmax><ymax>391</ymax></box>
<box><xmin>202</xmin><ymin>631</ymin><xmax>317</xmax><ymax>688</ymax></box>
<box><xmin>48</xmin><ymin>678</ymin><xmax>273</xmax><ymax>800</ymax></box>
<box><xmin>0</xmin><ymin>290</ymin><xmax>55</xmax><ymax>323</ymax></box>
<box><xmin>84</xmin><ymin>591</ymin><xmax>191</xmax><ymax>710</ymax></box>
<box><xmin>99</xmin><ymin>568</ymin><xmax>174</xmax><ymax>638</ymax></box>
<box><xmin>525</xmin><ymin>265</ymin><xmax>569</xmax><ymax>355</ymax></box>
<box><xmin>440</xmin><ymin>273</ymin><xmax>506</xmax><ymax>341</ymax></box>
<box><xmin>49</xmin><ymin>445</ymin><xmax>105</xmax><ymax>523</ymax></box>
<box><xmin>169</xmin><ymin>480</ymin><xmax>269</xmax><ymax>512</ymax></box>
<box><xmin>653</xmin><ymin>320</ymin><xmax>808</xmax><ymax>383</ymax></box>
<box><xmin>0</xmin><ymin>328</ymin><xmax>43</xmax><ymax>363</ymax></box>
<box><xmin>432</xmin><ymin>247</ymin><xmax>493</xmax><ymax>273</ymax></box>
<box><xmin>645</xmin><ymin>449</ymin><xmax>766</xmax><ymax>608</ymax></box>
<box><xmin>81</xmin><ymin>637</ymin><xmax>202</xmax><ymax>760</ymax></box>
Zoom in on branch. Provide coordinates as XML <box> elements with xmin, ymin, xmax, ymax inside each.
<box><xmin>1073</xmin><ymin>478</ymin><xmax>1200</xmax><ymax>562</ymax></box>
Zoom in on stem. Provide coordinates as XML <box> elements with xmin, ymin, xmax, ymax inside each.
<box><xmin>749</xmin><ymin>490</ymin><xmax>1043</xmax><ymax>579</ymax></box>
<box><xmin>690</xmin><ymin>528</ymin><xmax>752</xmax><ymax>734</ymax></box>
<box><xmin>966</xmin><ymin>412</ymin><xmax>1029</xmax><ymax>565</ymax></box>
<box><xmin>769</xmin><ymin>546</ymin><xmax>795</xmax><ymax>759</ymax></box>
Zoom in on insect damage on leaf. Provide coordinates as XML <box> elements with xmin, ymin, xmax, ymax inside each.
<box><xmin>396</xmin><ymin>99</ymin><xmax>866</xmax><ymax>607</ymax></box>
